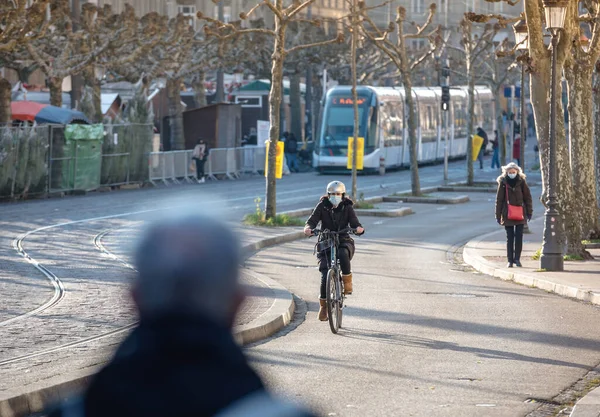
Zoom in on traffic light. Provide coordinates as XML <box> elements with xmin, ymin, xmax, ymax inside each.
<box><xmin>441</xmin><ymin>86</ymin><xmax>450</xmax><ymax>111</ymax></box>
<box><xmin>441</xmin><ymin>66</ymin><xmax>450</xmax><ymax>78</ymax></box>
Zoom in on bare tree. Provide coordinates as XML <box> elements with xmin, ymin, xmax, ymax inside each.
<box><xmin>0</xmin><ymin>0</ymin><xmax>50</xmax><ymax>123</ymax></box>
<box><xmin>474</xmin><ymin>0</ymin><xmax>584</xmax><ymax>257</ymax></box>
<box><xmin>455</xmin><ymin>18</ymin><xmax>498</xmax><ymax>185</ymax></box>
<box><xmin>564</xmin><ymin>2</ymin><xmax>600</xmax><ymax>239</ymax></box>
<box><xmin>0</xmin><ymin>0</ymin><xmax>51</xmax><ymax>52</ymax></box>
<box><xmin>358</xmin><ymin>2</ymin><xmax>441</xmax><ymax>196</ymax></box>
<box><xmin>25</xmin><ymin>0</ymin><xmax>129</xmax><ymax>107</ymax></box>
<box><xmin>199</xmin><ymin>1</ymin><xmax>343</xmax><ymax>219</ymax></box>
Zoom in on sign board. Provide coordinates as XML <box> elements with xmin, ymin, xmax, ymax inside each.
<box><xmin>265</xmin><ymin>141</ymin><xmax>284</xmax><ymax>179</ymax></box>
<box><xmin>257</xmin><ymin>120</ymin><xmax>269</xmax><ymax>147</ymax></box>
<box><xmin>503</xmin><ymin>86</ymin><xmax>521</xmax><ymax>98</ymax></box>
<box><xmin>472</xmin><ymin>134</ymin><xmax>484</xmax><ymax>161</ymax></box>
<box><xmin>347</xmin><ymin>137</ymin><xmax>364</xmax><ymax>170</ymax></box>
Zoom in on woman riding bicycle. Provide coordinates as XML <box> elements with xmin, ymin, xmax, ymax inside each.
<box><xmin>303</xmin><ymin>181</ymin><xmax>365</xmax><ymax>321</ymax></box>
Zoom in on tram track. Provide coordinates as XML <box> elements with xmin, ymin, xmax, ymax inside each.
<box><xmin>0</xmin><ymin>230</ymin><xmax>67</xmax><ymax>327</ymax></box>
<box><xmin>0</xmin><ymin>219</ymin><xmax>143</xmax><ymax>368</ymax></box>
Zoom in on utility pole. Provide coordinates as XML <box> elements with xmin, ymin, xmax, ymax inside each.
<box><xmin>70</xmin><ymin>0</ymin><xmax>82</xmax><ymax>110</ymax></box>
<box><xmin>215</xmin><ymin>1</ymin><xmax>225</xmax><ymax>103</ymax></box>
<box><xmin>350</xmin><ymin>0</ymin><xmax>359</xmax><ymax>199</ymax></box>
<box><xmin>305</xmin><ymin>3</ymin><xmax>313</xmax><ymax>142</ymax></box>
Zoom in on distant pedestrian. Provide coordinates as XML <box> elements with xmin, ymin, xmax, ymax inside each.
<box><xmin>527</xmin><ymin>112</ymin><xmax>535</xmax><ymax>138</ymax></box>
<box><xmin>513</xmin><ymin>135</ymin><xmax>521</xmax><ymax>166</ymax></box>
<box><xmin>495</xmin><ymin>162</ymin><xmax>533</xmax><ymax>268</ymax></box>
<box><xmin>491</xmin><ymin>130</ymin><xmax>500</xmax><ymax>169</ymax></box>
<box><xmin>192</xmin><ymin>138</ymin><xmax>209</xmax><ymax>183</ymax></box>
<box><xmin>285</xmin><ymin>132</ymin><xmax>299</xmax><ymax>172</ymax></box>
<box><xmin>476</xmin><ymin>127</ymin><xmax>488</xmax><ymax>169</ymax></box>
<box><xmin>43</xmin><ymin>213</ymin><xmax>317</xmax><ymax>417</ymax></box>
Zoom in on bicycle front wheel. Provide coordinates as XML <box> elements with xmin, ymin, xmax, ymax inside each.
<box><xmin>326</xmin><ymin>268</ymin><xmax>342</xmax><ymax>334</ymax></box>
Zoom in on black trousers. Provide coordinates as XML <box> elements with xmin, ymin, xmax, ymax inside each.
<box><xmin>318</xmin><ymin>247</ymin><xmax>351</xmax><ymax>299</ymax></box>
<box><xmin>505</xmin><ymin>224</ymin><xmax>524</xmax><ymax>262</ymax></box>
<box><xmin>194</xmin><ymin>158</ymin><xmax>205</xmax><ymax>179</ymax></box>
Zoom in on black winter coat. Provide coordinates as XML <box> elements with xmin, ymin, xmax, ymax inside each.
<box><xmin>305</xmin><ymin>197</ymin><xmax>363</xmax><ymax>258</ymax></box>
<box><xmin>495</xmin><ymin>175</ymin><xmax>533</xmax><ymax>226</ymax></box>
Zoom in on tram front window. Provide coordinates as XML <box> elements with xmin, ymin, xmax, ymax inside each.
<box><xmin>320</xmin><ymin>106</ymin><xmax>367</xmax><ymax>156</ymax></box>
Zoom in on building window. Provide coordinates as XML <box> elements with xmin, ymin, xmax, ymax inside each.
<box><xmin>412</xmin><ymin>0</ymin><xmax>425</xmax><ymax>14</ymax></box>
<box><xmin>235</xmin><ymin>96</ymin><xmax>262</xmax><ymax>108</ymax></box>
<box><xmin>178</xmin><ymin>5</ymin><xmax>196</xmax><ymax>28</ymax></box>
<box><xmin>213</xmin><ymin>5</ymin><xmax>231</xmax><ymax>23</ymax></box>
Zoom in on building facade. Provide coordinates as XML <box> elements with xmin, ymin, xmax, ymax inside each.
<box><xmin>86</xmin><ymin>0</ymin><xmax>348</xmax><ymax>29</ymax></box>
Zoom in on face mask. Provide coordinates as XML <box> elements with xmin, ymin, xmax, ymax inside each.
<box><xmin>329</xmin><ymin>195</ymin><xmax>342</xmax><ymax>207</ymax></box>
<box><xmin>508</xmin><ymin>173</ymin><xmax>517</xmax><ymax>179</ymax></box>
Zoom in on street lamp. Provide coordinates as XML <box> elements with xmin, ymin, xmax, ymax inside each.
<box><xmin>513</xmin><ymin>19</ymin><xmax>528</xmax><ymax>172</ymax></box>
<box><xmin>540</xmin><ymin>0</ymin><xmax>568</xmax><ymax>272</ymax></box>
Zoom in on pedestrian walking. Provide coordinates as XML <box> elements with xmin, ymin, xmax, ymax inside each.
<box><xmin>491</xmin><ymin>130</ymin><xmax>500</xmax><ymax>169</ymax></box>
<box><xmin>43</xmin><ymin>214</ymin><xmax>317</xmax><ymax>417</ymax></box>
<box><xmin>192</xmin><ymin>138</ymin><xmax>209</xmax><ymax>183</ymax></box>
<box><xmin>513</xmin><ymin>135</ymin><xmax>521</xmax><ymax>166</ymax></box>
<box><xmin>476</xmin><ymin>127</ymin><xmax>488</xmax><ymax>169</ymax></box>
<box><xmin>495</xmin><ymin>162</ymin><xmax>533</xmax><ymax>268</ymax></box>
<box><xmin>285</xmin><ymin>132</ymin><xmax>299</xmax><ymax>172</ymax></box>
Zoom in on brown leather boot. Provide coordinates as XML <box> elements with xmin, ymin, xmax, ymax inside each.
<box><xmin>342</xmin><ymin>273</ymin><xmax>353</xmax><ymax>295</ymax></box>
<box><xmin>318</xmin><ymin>298</ymin><xmax>328</xmax><ymax>321</ymax></box>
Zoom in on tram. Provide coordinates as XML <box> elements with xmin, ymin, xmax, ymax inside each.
<box><xmin>313</xmin><ymin>85</ymin><xmax>495</xmax><ymax>172</ymax></box>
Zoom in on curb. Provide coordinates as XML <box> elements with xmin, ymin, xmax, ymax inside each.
<box><xmin>462</xmin><ymin>232</ymin><xmax>600</xmax><ymax>306</ymax></box>
<box><xmin>383</xmin><ymin>195</ymin><xmax>470</xmax><ymax>204</ymax></box>
<box><xmin>355</xmin><ymin>207</ymin><xmax>414</xmax><ymax>217</ymax></box>
<box><xmin>571</xmin><ymin>387</ymin><xmax>600</xmax><ymax>417</ymax></box>
<box><xmin>280</xmin><ymin>195</ymin><xmax>417</xmax><ymax>218</ymax></box>
<box><xmin>233</xmin><ymin>270</ymin><xmax>295</xmax><ymax>346</ymax></box>
<box><xmin>0</xmin><ymin>230</ymin><xmax>307</xmax><ymax>417</ymax></box>
<box><xmin>437</xmin><ymin>186</ymin><xmax>497</xmax><ymax>193</ymax></box>
<box><xmin>237</xmin><ymin>230</ymin><xmax>306</xmax><ymax>346</ymax></box>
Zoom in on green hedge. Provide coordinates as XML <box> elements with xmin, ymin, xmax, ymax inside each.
<box><xmin>0</xmin><ymin>125</ymin><xmax>49</xmax><ymax>199</ymax></box>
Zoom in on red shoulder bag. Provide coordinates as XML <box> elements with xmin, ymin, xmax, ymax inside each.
<box><xmin>506</xmin><ymin>184</ymin><xmax>524</xmax><ymax>221</ymax></box>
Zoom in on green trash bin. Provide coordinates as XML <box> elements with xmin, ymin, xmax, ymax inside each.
<box><xmin>62</xmin><ymin>124</ymin><xmax>104</xmax><ymax>191</ymax></box>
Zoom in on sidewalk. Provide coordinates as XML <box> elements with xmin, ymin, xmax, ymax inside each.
<box><xmin>0</xmin><ymin>224</ymin><xmax>305</xmax><ymax>416</ymax></box>
<box><xmin>462</xmin><ymin>218</ymin><xmax>600</xmax><ymax>417</ymax></box>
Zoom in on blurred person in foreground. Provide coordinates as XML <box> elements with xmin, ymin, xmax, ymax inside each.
<box><xmin>44</xmin><ymin>214</ymin><xmax>317</xmax><ymax>417</ymax></box>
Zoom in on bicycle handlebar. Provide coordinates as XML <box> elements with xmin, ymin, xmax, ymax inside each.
<box><xmin>310</xmin><ymin>227</ymin><xmax>357</xmax><ymax>237</ymax></box>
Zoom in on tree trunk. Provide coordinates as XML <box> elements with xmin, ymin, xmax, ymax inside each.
<box><xmin>49</xmin><ymin>77</ymin><xmax>64</xmax><ymax>108</ymax></box>
<box><xmin>290</xmin><ymin>72</ymin><xmax>302</xmax><ymax>142</ymax></box>
<box><xmin>193</xmin><ymin>71</ymin><xmax>207</xmax><ymax>107</ymax></box>
<box><xmin>566</xmin><ymin>62</ymin><xmax>598</xmax><ymax>243</ymax></box>
<box><xmin>494</xmin><ymin>85</ymin><xmax>505</xmax><ymax>167</ymax></box>
<box><xmin>594</xmin><ymin>65</ymin><xmax>600</xmax><ymax>229</ymax></box>
<box><xmin>167</xmin><ymin>78</ymin><xmax>185</xmax><ymax>150</ymax></box>
<box><xmin>351</xmin><ymin>3</ymin><xmax>359</xmax><ymax>200</ymax></box>
<box><xmin>466</xmin><ymin>52</ymin><xmax>475</xmax><ymax>185</ymax></box>
<box><xmin>83</xmin><ymin>66</ymin><xmax>103</xmax><ymax>123</ymax></box>
<box><xmin>593</xmin><ymin>62</ymin><xmax>600</xmax><ymax>232</ymax></box>
<box><xmin>265</xmin><ymin>21</ymin><xmax>287</xmax><ymax>219</ymax></box>
<box><xmin>397</xmin><ymin>23</ymin><xmax>420</xmax><ymax>196</ymax></box>
<box><xmin>91</xmin><ymin>77</ymin><xmax>102</xmax><ymax>123</ymax></box>
<box><xmin>0</xmin><ymin>78</ymin><xmax>11</xmax><ymax>125</ymax></box>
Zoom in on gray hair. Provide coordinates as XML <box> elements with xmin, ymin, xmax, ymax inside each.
<box><xmin>133</xmin><ymin>214</ymin><xmax>241</xmax><ymax>325</ymax></box>
<box><xmin>501</xmin><ymin>162</ymin><xmax>526</xmax><ymax>178</ymax></box>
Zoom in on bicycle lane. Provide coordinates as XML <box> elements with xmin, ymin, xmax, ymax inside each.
<box><xmin>244</xmin><ymin>191</ymin><xmax>600</xmax><ymax>417</ymax></box>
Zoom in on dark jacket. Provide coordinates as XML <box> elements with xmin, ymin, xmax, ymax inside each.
<box><xmin>47</xmin><ymin>315</ymin><xmax>267</xmax><ymax>417</ymax></box>
<box><xmin>306</xmin><ymin>196</ymin><xmax>363</xmax><ymax>257</ymax></box>
<box><xmin>495</xmin><ymin>174</ymin><xmax>533</xmax><ymax>226</ymax></box>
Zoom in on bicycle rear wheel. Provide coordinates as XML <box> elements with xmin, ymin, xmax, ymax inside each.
<box><xmin>326</xmin><ymin>268</ymin><xmax>341</xmax><ymax>334</ymax></box>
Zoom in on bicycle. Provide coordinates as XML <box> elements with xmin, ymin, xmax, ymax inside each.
<box><xmin>311</xmin><ymin>227</ymin><xmax>358</xmax><ymax>334</ymax></box>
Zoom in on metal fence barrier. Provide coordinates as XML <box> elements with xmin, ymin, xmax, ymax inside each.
<box><xmin>148</xmin><ymin>146</ymin><xmax>267</xmax><ymax>185</ymax></box>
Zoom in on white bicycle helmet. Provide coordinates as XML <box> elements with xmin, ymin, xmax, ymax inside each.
<box><xmin>326</xmin><ymin>181</ymin><xmax>346</xmax><ymax>195</ymax></box>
